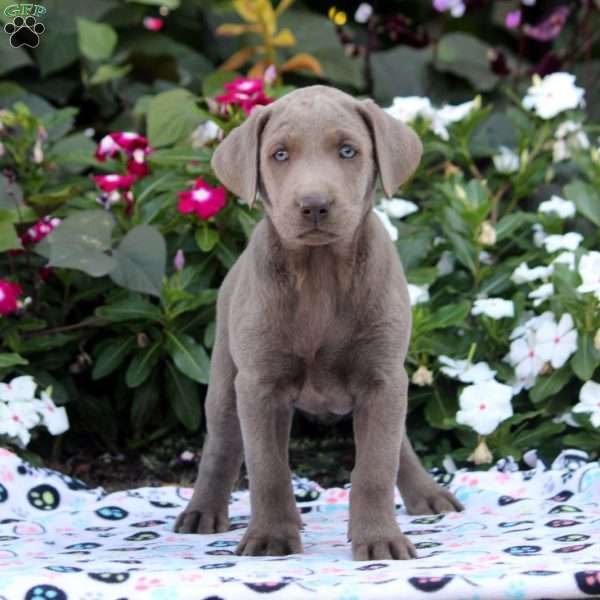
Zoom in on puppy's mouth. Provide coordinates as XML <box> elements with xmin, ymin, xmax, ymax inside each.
<box><xmin>297</xmin><ymin>228</ymin><xmax>338</xmax><ymax>244</ymax></box>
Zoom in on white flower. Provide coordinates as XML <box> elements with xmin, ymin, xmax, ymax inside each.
<box><xmin>379</xmin><ymin>198</ymin><xmax>418</xmax><ymax>219</ymax></box>
<box><xmin>543</xmin><ymin>232</ymin><xmax>583</xmax><ymax>253</ymax></box>
<box><xmin>522</xmin><ymin>72</ymin><xmax>585</xmax><ymax>120</ymax></box>
<box><xmin>385</xmin><ymin>96</ymin><xmax>433</xmax><ymax>123</ymax></box>
<box><xmin>439</xmin><ymin>356</ymin><xmax>496</xmax><ymax>384</ymax></box>
<box><xmin>33</xmin><ymin>391</ymin><xmax>69</xmax><ymax>436</ymax></box>
<box><xmin>509</xmin><ymin>311</ymin><xmax>554</xmax><ymax>341</ymax></box>
<box><xmin>373</xmin><ymin>207</ymin><xmax>398</xmax><ymax>241</ymax></box>
<box><xmin>456</xmin><ymin>381</ymin><xmax>514</xmax><ymax>435</ymax></box>
<box><xmin>538</xmin><ymin>195</ymin><xmax>576</xmax><ymax>219</ymax></box>
<box><xmin>535</xmin><ymin>313</ymin><xmax>578</xmax><ymax>368</ymax></box>
<box><xmin>572</xmin><ymin>381</ymin><xmax>600</xmax><ymax>427</ymax></box>
<box><xmin>511</xmin><ymin>262</ymin><xmax>554</xmax><ymax>284</ymax></box>
<box><xmin>191</xmin><ymin>120</ymin><xmax>222</xmax><ymax>148</ymax></box>
<box><xmin>407</xmin><ymin>283</ymin><xmax>430</xmax><ymax>306</ymax></box>
<box><xmin>528</xmin><ymin>282</ymin><xmax>554</xmax><ymax>307</ymax></box>
<box><xmin>479</xmin><ymin>250</ymin><xmax>494</xmax><ymax>265</ymax></box>
<box><xmin>577</xmin><ymin>251</ymin><xmax>600</xmax><ymax>300</ymax></box>
<box><xmin>553</xmin><ymin>411</ymin><xmax>579</xmax><ymax>428</ymax></box>
<box><xmin>553</xmin><ymin>120</ymin><xmax>589</xmax><ymax>162</ymax></box>
<box><xmin>552</xmin><ymin>251</ymin><xmax>576</xmax><ymax>271</ymax></box>
<box><xmin>385</xmin><ymin>96</ymin><xmax>477</xmax><ymax>141</ymax></box>
<box><xmin>412</xmin><ymin>365</ymin><xmax>433</xmax><ymax>387</ymax></box>
<box><xmin>472</xmin><ymin>298</ymin><xmax>514</xmax><ymax>319</ymax></box>
<box><xmin>354</xmin><ymin>2</ymin><xmax>373</xmax><ymax>23</ymax></box>
<box><xmin>0</xmin><ymin>401</ymin><xmax>39</xmax><ymax>447</ymax></box>
<box><xmin>0</xmin><ymin>375</ymin><xmax>37</xmax><ymax>403</ymax></box>
<box><xmin>493</xmin><ymin>146</ymin><xmax>520</xmax><ymax>174</ymax></box>
<box><xmin>507</xmin><ymin>331</ymin><xmax>545</xmax><ymax>380</ymax></box>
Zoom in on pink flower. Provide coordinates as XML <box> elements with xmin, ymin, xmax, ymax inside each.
<box><xmin>126</xmin><ymin>148</ymin><xmax>150</xmax><ymax>177</ymax></box>
<box><xmin>0</xmin><ymin>280</ymin><xmax>22</xmax><ymax>315</ymax></box>
<box><xmin>143</xmin><ymin>16</ymin><xmax>164</xmax><ymax>31</ymax></box>
<box><xmin>524</xmin><ymin>5</ymin><xmax>570</xmax><ymax>42</ymax></box>
<box><xmin>433</xmin><ymin>0</ymin><xmax>466</xmax><ymax>18</ymax></box>
<box><xmin>216</xmin><ymin>78</ymin><xmax>273</xmax><ymax>115</ymax></box>
<box><xmin>505</xmin><ymin>9</ymin><xmax>521</xmax><ymax>29</ymax></box>
<box><xmin>21</xmin><ymin>216</ymin><xmax>61</xmax><ymax>245</ymax></box>
<box><xmin>177</xmin><ymin>178</ymin><xmax>227</xmax><ymax>220</ymax></box>
<box><xmin>92</xmin><ymin>174</ymin><xmax>137</xmax><ymax>193</ymax></box>
<box><xmin>95</xmin><ymin>132</ymin><xmax>150</xmax><ymax>161</ymax></box>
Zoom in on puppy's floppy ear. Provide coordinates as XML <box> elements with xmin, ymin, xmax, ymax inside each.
<box><xmin>357</xmin><ymin>98</ymin><xmax>422</xmax><ymax>198</ymax></box>
<box><xmin>210</xmin><ymin>105</ymin><xmax>270</xmax><ymax>207</ymax></box>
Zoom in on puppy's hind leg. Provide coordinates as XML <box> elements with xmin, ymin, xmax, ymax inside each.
<box><xmin>174</xmin><ymin>331</ymin><xmax>242</xmax><ymax>534</ymax></box>
<box><xmin>397</xmin><ymin>434</ymin><xmax>464</xmax><ymax>515</ymax></box>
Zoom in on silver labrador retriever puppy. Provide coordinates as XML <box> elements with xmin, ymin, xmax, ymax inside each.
<box><xmin>175</xmin><ymin>85</ymin><xmax>463</xmax><ymax>560</ymax></box>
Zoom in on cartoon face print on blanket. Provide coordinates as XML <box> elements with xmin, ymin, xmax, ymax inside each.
<box><xmin>3</xmin><ymin>447</ymin><xmax>600</xmax><ymax>599</ymax></box>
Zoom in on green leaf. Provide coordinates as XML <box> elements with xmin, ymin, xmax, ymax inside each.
<box><xmin>92</xmin><ymin>337</ymin><xmax>136</xmax><ymax>380</ymax></box>
<box><xmin>530</xmin><ymin>366</ymin><xmax>571</xmax><ymax>403</ymax></box>
<box><xmin>372</xmin><ymin>46</ymin><xmax>433</xmax><ymax>105</ymax></box>
<box><xmin>110</xmin><ymin>225</ymin><xmax>166</xmax><ymax>297</ymax></box>
<box><xmin>202</xmin><ymin>70</ymin><xmax>237</xmax><ymax>98</ymax></box>
<box><xmin>77</xmin><ymin>18</ymin><xmax>118</xmax><ymax>61</ymax></box>
<box><xmin>446</xmin><ymin>231</ymin><xmax>477</xmax><ymax>274</ymax></box>
<box><xmin>89</xmin><ymin>63</ymin><xmax>132</xmax><ymax>85</ymax></box>
<box><xmin>44</xmin><ymin>209</ymin><xmax>116</xmax><ymax>277</ymax></box>
<box><xmin>147</xmin><ymin>88</ymin><xmax>204</xmax><ymax>148</ymax></box>
<box><xmin>571</xmin><ymin>334</ymin><xmax>600</xmax><ymax>381</ymax></box>
<box><xmin>436</xmin><ymin>33</ymin><xmax>499</xmax><ymax>91</ymax></box>
<box><xmin>496</xmin><ymin>212</ymin><xmax>534</xmax><ymax>241</ymax></box>
<box><xmin>95</xmin><ymin>296</ymin><xmax>163</xmax><ymax>322</ymax></box>
<box><xmin>126</xmin><ymin>342</ymin><xmax>162</xmax><ymax>388</ymax></box>
<box><xmin>0</xmin><ymin>221</ymin><xmax>22</xmax><ymax>251</ymax></box>
<box><xmin>0</xmin><ymin>353</ymin><xmax>28</xmax><ymax>368</ymax></box>
<box><xmin>215</xmin><ymin>240</ymin><xmax>238</xmax><ymax>269</ymax></box>
<box><xmin>165</xmin><ymin>361</ymin><xmax>202</xmax><ymax>431</ymax></box>
<box><xmin>195</xmin><ymin>225</ymin><xmax>220</xmax><ymax>252</ymax></box>
<box><xmin>204</xmin><ymin>321</ymin><xmax>216</xmax><ymax>349</ymax></box>
<box><xmin>564</xmin><ymin>181</ymin><xmax>600</xmax><ymax>226</ymax></box>
<box><xmin>0</xmin><ymin>46</ymin><xmax>32</xmax><ymax>76</ymax></box>
<box><xmin>406</xmin><ymin>267</ymin><xmax>439</xmax><ymax>286</ymax></box>
<box><xmin>166</xmin><ymin>331</ymin><xmax>210</xmax><ymax>384</ymax></box>
<box><xmin>131</xmin><ymin>373</ymin><xmax>161</xmax><ymax>435</ymax></box>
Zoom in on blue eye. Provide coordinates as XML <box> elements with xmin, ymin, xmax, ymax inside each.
<box><xmin>273</xmin><ymin>149</ymin><xmax>289</xmax><ymax>161</ymax></box>
<box><xmin>339</xmin><ymin>144</ymin><xmax>357</xmax><ymax>159</ymax></box>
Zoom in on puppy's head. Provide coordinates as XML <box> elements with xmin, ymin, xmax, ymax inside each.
<box><xmin>211</xmin><ymin>85</ymin><xmax>422</xmax><ymax>246</ymax></box>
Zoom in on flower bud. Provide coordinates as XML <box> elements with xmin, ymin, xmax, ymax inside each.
<box><xmin>411</xmin><ymin>365</ymin><xmax>433</xmax><ymax>387</ymax></box>
<box><xmin>478</xmin><ymin>221</ymin><xmax>496</xmax><ymax>246</ymax></box>
<box><xmin>174</xmin><ymin>249</ymin><xmax>185</xmax><ymax>272</ymax></box>
<box><xmin>468</xmin><ymin>438</ymin><xmax>493</xmax><ymax>465</ymax></box>
<box><xmin>264</xmin><ymin>64</ymin><xmax>277</xmax><ymax>86</ymax></box>
<box><xmin>594</xmin><ymin>329</ymin><xmax>600</xmax><ymax>352</ymax></box>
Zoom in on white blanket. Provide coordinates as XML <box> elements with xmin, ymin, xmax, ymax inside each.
<box><xmin>1</xmin><ymin>447</ymin><xmax>600</xmax><ymax>599</ymax></box>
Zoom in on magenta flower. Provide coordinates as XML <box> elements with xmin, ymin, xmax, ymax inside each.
<box><xmin>126</xmin><ymin>148</ymin><xmax>151</xmax><ymax>177</ymax></box>
<box><xmin>92</xmin><ymin>174</ymin><xmax>137</xmax><ymax>193</ymax></box>
<box><xmin>0</xmin><ymin>279</ymin><xmax>22</xmax><ymax>316</ymax></box>
<box><xmin>143</xmin><ymin>16</ymin><xmax>164</xmax><ymax>31</ymax></box>
<box><xmin>177</xmin><ymin>179</ymin><xmax>227</xmax><ymax>220</ymax></box>
<box><xmin>95</xmin><ymin>132</ymin><xmax>150</xmax><ymax>161</ymax></box>
<box><xmin>21</xmin><ymin>216</ymin><xmax>61</xmax><ymax>245</ymax></box>
<box><xmin>524</xmin><ymin>5</ymin><xmax>570</xmax><ymax>42</ymax></box>
<box><xmin>216</xmin><ymin>78</ymin><xmax>273</xmax><ymax>115</ymax></box>
<box><xmin>433</xmin><ymin>0</ymin><xmax>466</xmax><ymax>18</ymax></box>
<box><xmin>95</xmin><ymin>135</ymin><xmax>122</xmax><ymax>161</ymax></box>
<box><xmin>505</xmin><ymin>9</ymin><xmax>521</xmax><ymax>29</ymax></box>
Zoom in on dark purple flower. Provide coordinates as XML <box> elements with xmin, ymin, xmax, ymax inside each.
<box><xmin>532</xmin><ymin>51</ymin><xmax>563</xmax><ymax>77</ymax></box>
<box><xmin>488</xmin><ymin>48</ymin><xmax>510</xmax><ymax>76</ymax></box>
<box><xmin>524</xmin><ymin>5</ymin><xmax>570</xmax><ymax>42</ymax></box>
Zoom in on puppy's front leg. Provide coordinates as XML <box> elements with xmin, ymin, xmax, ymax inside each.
<box><xmin>350</xmin><ymin>370</ymin><xmax>416</xmax><ymax>560</ymax></box>
<box><xmin>234</xmin><ymin>372</ymin><xmax>302</xmax><ymax>557</ymax></box>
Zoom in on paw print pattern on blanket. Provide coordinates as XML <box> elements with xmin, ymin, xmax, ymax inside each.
<box><xmin>2</xmin><ymin>447</ymin><xmax>600</xmax><ymax>599</ymax></box>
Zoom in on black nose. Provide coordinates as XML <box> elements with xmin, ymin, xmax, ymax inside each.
<box><xmin>298</xmin><ymin>195</ymin><xmax>330</xmax><ymax>226</ymax></box>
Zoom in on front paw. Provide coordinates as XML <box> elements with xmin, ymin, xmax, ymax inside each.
<box><xmin>236</xmin><ymin>522</ymin><xmax>302</xmax><ymax>556</ymax></box>
<box><xmin>403</xmin><ymin>483</ymin><xmax>464</xmax><ymax>515</ymax></box>
<box><xmin>174</xmin><ymin>504</ymin><xmax>229</xmax><ymax>534</ymax></box>
<box><xmin>352</xmin><ymin>525</ymin><xmax>417</xmax><ymax>561</ymax></box>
